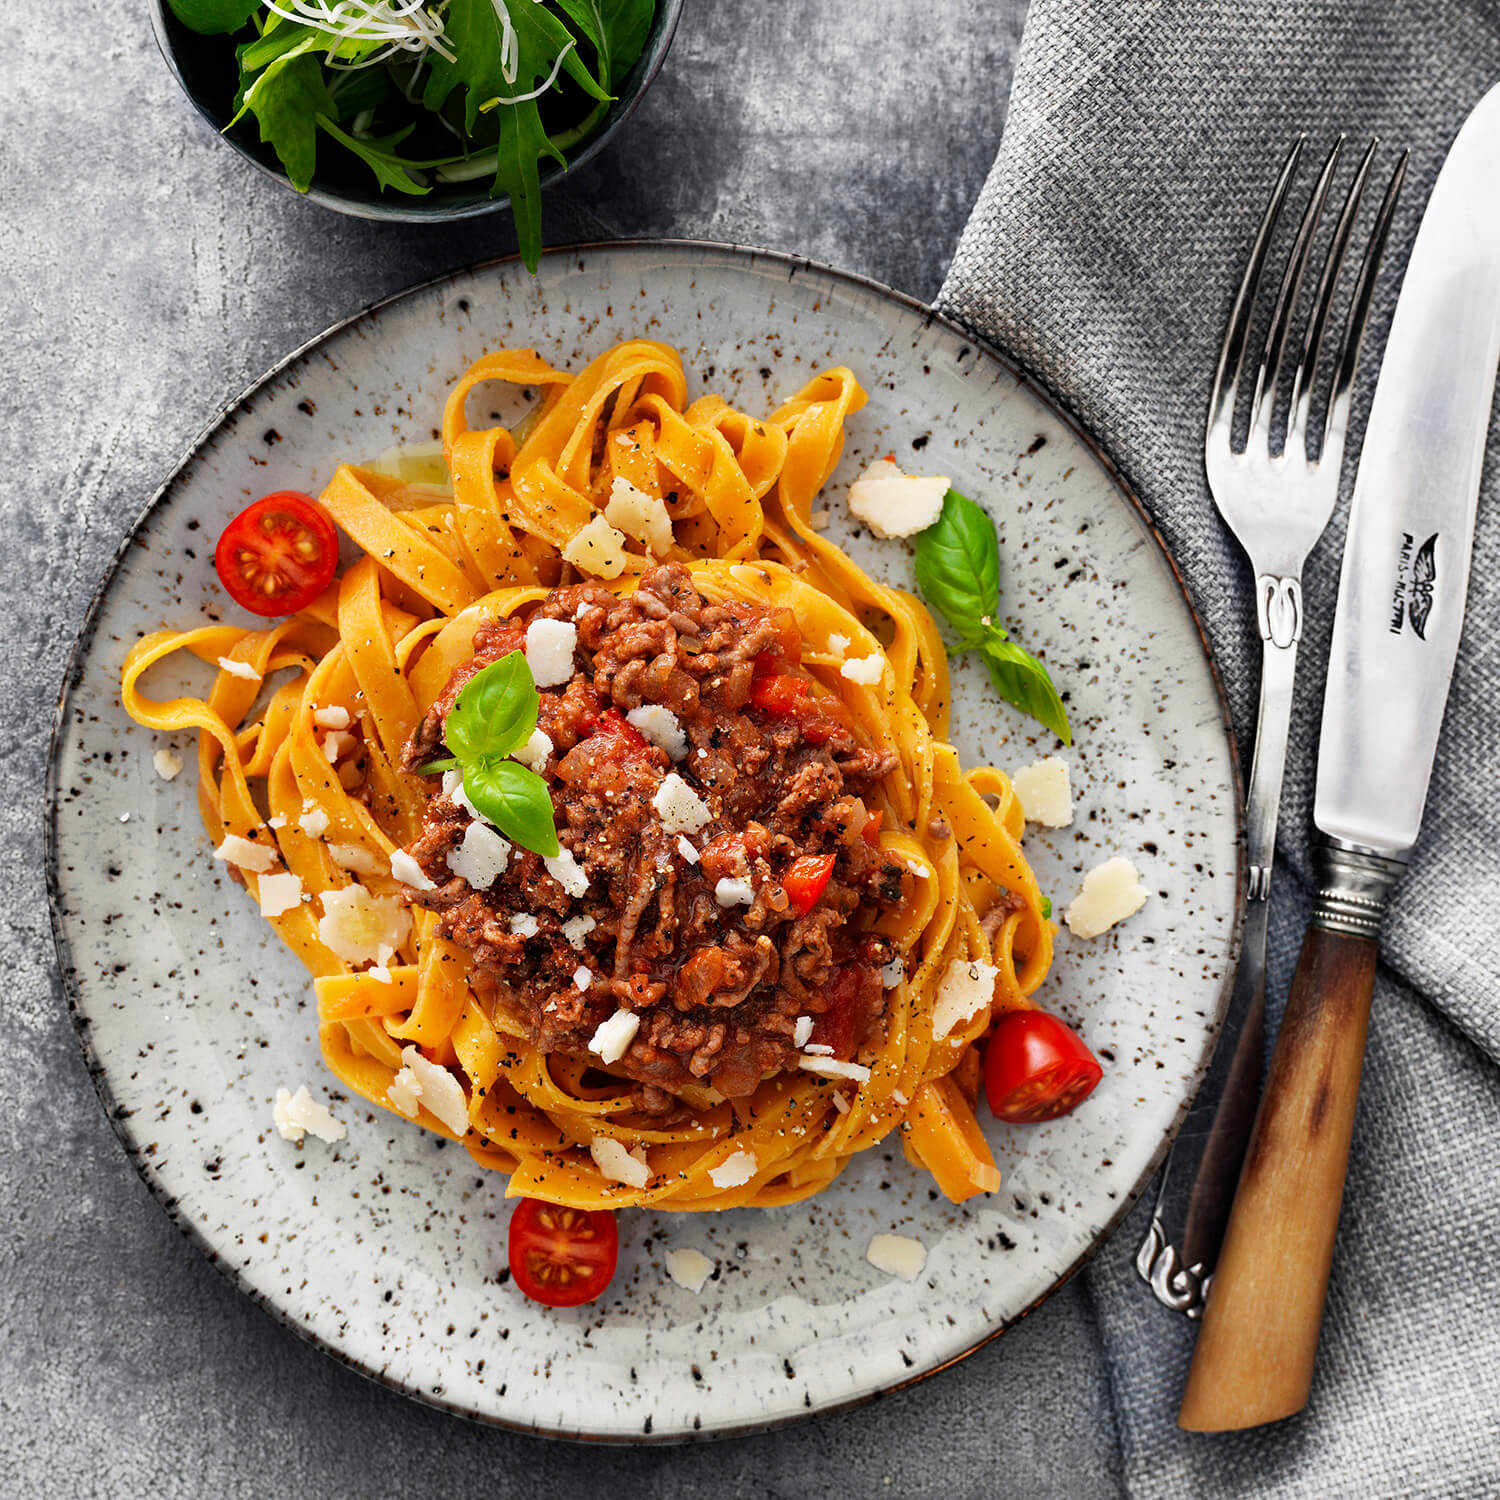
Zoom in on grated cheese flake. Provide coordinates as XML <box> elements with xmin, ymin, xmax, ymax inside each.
<box><xmin>312</xmin><ymin>705</ymin><xmax>351</xmax><ymax>730</ymax></box>
<box><xmin>880</xmin><ymin>956</ymin><xmax>905</xmax><ymax>989</ymax></box>
<box><xmin>652</xmin><ymin>772</ymin><xmax>711</xmax><ymax>834</ymax></box>
<box><xmin>714</xmin><ymin>876</ymin><xmax>755</xmax><ymax>908</ymax></box>
<box><xmin>446</xmin><ymin>821</ymin><xmax>512</xmax><ymax>889</ymax></box>
<box><xmin>387</xmin><ymin>1066</ymin><xmax>422</xmax><ymax>1119</ymax></box>
<box><xmin>273</xmin><ymin>1085</ymin><xmax>346</xmax><ymax>1145</ymax></box>
<box><xmin>317</xmin><ymin>884</ymin><xmax>411</xmax><ymax>966</ymax></box>
<box><xmin>299</xmin><ymin>803</ymin><xmax>331</xmax><ymax>838</ymax></box>
<box><xmin>509</xmin><ymin>912</ymin><xmax>540</xmax><ymax>938</ymax></box>
<box><xmin>798</xmin><ymin>1054</ymin><xmax>871</xmax><ymax>1082</ymax></box>
<box><xmin>931</xmin><ymin>957</ymin><xmax>999</xmax><ymax>1041</ymax></box>
<box><xmin>1065</xmin><ymin>855</ymin><xmax>1149</xmax><ymax>939</ymax></box>
<box><xmin>390</xmin><ymin>848</ymin><xmax>437</xmax><ymax>892</ymax></box>
<box><xmin>866</xmin><ymin>1232</ymin><xmax>927</xmax><ymax>1282</ymax></box>
<box><xmin>793</xmin><ymin>1015</ymin><xmax>814</xmax><ymax>1048</ymax></box>
<box><xmin>676</xmin><ymin>835</ymin><xmax>700</xmax><ymax>864</ymax></box>
<box><xmin>664</xmin><ymin>1247</ymin><xmax>716</xmax><ymax>1293</ymax></box>
<box><xmin>1011</xmin><ymin>756</ymin><xmax>1073</xmax><ymax>828</ymax></box>
<box><xmin>708</xmin><ymin>1149</ymin><xmax>758</xmax><ymax>1189</ymax></box>
<box><xmin>605</xmin><ymin>476</ymin><xmax>674</xmax><ymax>557</ymax></box>
<box><xmin>847</xmin><ymin>459</ymin><xmax>950</xmax><ymax>538</ymax></box>
<box><xmin>590</xmin><ymin>1135</ymin><xmax>650</xmax><ymax>1188</ymax></box>
<box><xmin>217</xmin><ymin>656</ymin><xmax>261</xmax><ymax>682</ymax></box>
<box><xmin>257</xmin><ymin>871</ymin><xmax>303</xmax><ymax>918</ymax></box>
<box><xmin>398</xmin><ymin>1046</ymin><xmax>469</xmax><ymax>1134</ymax></box>
<box><xmin>627</xmin><ymin>704</ymin><xmax>689</xmax><ymax>761</ymax></box>
<box><xmin>543</xmin><ymin>846</ymin><xmax>589</xmax><ymax>897</ymax></box>
<box><xmin>512</xmin><ymin>727</ymin><xmax>553</xmax><ymax>772</ymax></box>
<box><xmin>214</xmin><ymin>833</ymin><xmax>277</xmax><ymax>873</ymax></box>
<box><xmin>524</xmin><ymin>617</ymin><xmax>578</xmax><ymax>688</ymax></box>
<box><xmin>840</xmin><ymin>653</ymin><xmax>884</xmax><ymax>685</ymax></box>
<box><xmin>562</xmin><ymin>913</ymin><xmax>596</xmax><ymax>950</ymax></box>
<box><xmin>152</xmin><ymin>747</ymin><xmax>183</xmax><ymax>782</ymax></box>
<box><xmin>561</xmin><ymin>514</ymin><xmax>629</xmax><ymax>579</ymax></box>
<box><xmin>573</xmin><ymin>964</ymin><xmax>592</xmax><ymax>991</ymax></box>
<box><xmin>588</xmin><ymin>1007</ymin><xmax>640</xmax><ymax>1064</ymax></box>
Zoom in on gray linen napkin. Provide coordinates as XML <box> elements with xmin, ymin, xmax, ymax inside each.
<box><xmin>937</xmin><ymin>1</ymin><xmax>1500</xmax><ymax>1493</ymax></box>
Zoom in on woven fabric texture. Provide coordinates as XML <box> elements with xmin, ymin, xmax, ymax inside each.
<box><xmin>938</xmin><ymin>2</ymin><xmax>1500</xmax><ymax>1492</ymax></box>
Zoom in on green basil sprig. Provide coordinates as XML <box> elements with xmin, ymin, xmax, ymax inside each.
<box><xmin>420</xmin><ymin>651</ymin><xmax>561</xmax><ymax>856</ymax></box>
<box><xmin>913</xmin><ymin>490</ymin><xmax>1071</xmax><ymax>745</ymax></box>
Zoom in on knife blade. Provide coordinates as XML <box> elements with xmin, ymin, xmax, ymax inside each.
<box><xmin>1179</xmin><ymin>80</ymin><xmax>1500</xmax><ymax>1433</ymax></box>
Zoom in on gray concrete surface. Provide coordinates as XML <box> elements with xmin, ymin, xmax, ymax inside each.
<box><xmin>2</xmin><ymin>3</ymin><xmax>1129</xmax><ymax>1496</ymax></box>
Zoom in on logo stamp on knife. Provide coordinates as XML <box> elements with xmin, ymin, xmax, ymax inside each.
<box><xmin>1389</xmin><ymin>531</ymin><xmax>1438</xmax><ymax>639</ymax></box>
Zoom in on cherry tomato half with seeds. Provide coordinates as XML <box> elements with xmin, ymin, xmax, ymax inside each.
<box><xmin>214</xmin><ymin>491</ymin><xmax>339</xmax><ymax>617</ymax></box>
<box><xmin>982</xmin><ymin>1009</ymin><xmax>1103</xmax><ymax>1123</ymax></box>
<box><xmin>508</xmin><ymin>1197</ymin><xmax>619</xmax><ymax>1308</ymax></box>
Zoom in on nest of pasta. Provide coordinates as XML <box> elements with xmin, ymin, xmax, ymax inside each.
<box><xmin>122</xmin><ymin>340</ymin><xmax>1053</xmax><ymax>1211</ymax></box>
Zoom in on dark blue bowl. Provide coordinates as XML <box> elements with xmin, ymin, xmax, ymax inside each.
<box><xmin>148</xmin><ymin>1</ymin><xmax>683</xmax><ymax>222</ymax></box>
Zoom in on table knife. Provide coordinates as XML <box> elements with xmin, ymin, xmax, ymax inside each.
<box><xmin>1178</xmin><ymin>79</ymin><xmax>1500</xmax><ymax>1432</ymax></box>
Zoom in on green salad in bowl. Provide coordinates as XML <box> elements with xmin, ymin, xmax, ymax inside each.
<box><xmin>156</xmin><ymin>1</ymin><xmax>678</xmax><ymax>263</ymax></box>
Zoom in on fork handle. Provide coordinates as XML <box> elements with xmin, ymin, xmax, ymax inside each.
<box><xmin>1178</xmin><ymin>841</ymin><xmax>1403</xmax><ymax>1431</ymax></box>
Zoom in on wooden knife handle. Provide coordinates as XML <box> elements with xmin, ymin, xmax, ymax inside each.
<box><xmin>1177</xmin><ymin>841</ymin><xmax>1403</xmax><ymax>1432</ymax></box>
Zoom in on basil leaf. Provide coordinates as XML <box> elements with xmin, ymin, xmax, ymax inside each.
<box><xmin>462</xmin><ymin>758</ymin><xmax>561</xmax><ymax>857</ymax></box>
<box><xmin>1040</xmin><ymin>896</ymin><xmax>1053</xmax><ymax>919</ymax></box>
<box><xmin>167</xmin><ymin>0</ymin><xmax>260</xmax><ymax>35</ymax></box>
<box><xmin>913</xmin><ymin>489</ymin><xmax>1001</xmax><ymax>643</ymax></box>
<box><xmin>444</xmin><ymin>652</ymin><xmax>539</xmax><ymax>764</ymax></box>
<box><xmin>912</xmin><ymin>487</ymin><xmax>1070</xmax><ymax>743</ymax></box>
<box><xmin>316</xmin><ymin>118</ymin><xmax>430</xmax><ymax>196</ymax></box>
<box><xmin>979</xmin><ymin>635</ymin><xmax>1072</xmax><ymax>746</ymax></box>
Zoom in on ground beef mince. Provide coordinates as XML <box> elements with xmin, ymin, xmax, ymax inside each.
<box><xmin>399</xmin><ymin>563</ymin><xmax>908</xmax><ymax>1103</ymax></box>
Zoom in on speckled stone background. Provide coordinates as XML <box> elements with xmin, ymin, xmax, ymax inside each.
<box><xmin>2</xmin><ymin>2</ymin><xmax>1141</xmax><ymax>1497</ymax></box>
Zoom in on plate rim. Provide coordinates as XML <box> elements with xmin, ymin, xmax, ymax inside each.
<box><xmin>45</xmin><ymin>237</ymin><xmax>1245</xmax><ymax>1443</ymax></box>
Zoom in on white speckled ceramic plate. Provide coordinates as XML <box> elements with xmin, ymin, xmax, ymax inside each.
<box><xmin>48</xmin><ymin>243</ymin><xmax>1241</xmax><ymax>1441</ymax></box>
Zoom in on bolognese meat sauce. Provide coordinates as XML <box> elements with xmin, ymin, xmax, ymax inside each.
<box><xmin>398</xmin><ymin>564</ymin><xmax>908</xmax><ymax>1106</ymax></box>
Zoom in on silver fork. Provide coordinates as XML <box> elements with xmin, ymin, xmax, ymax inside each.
<box><xmin>1136</xmin><ymin>135</ymin><xmax>1407</xmax><ymax>1316</ymax></box>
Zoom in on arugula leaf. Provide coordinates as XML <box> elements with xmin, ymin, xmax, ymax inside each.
<box><xmin>913</xmin><ymin>489</ymin><xmax>1071</xmax><ymax>744</ymax></box>
<box><xmin>423</xmin><ymin>0</ymin><xmax>607</xmax><ymax>133</ymax></box>
<box><xmin>422</xmin><ymin>0</ymin><xmax>610</xmax><ymax>269</ymax></box>
<box><xmin>445</xmin><ymin>653</ymin><xmax>540</xmax><ymax>764</ymax></box>
<box><xmin>167</xmin><ymin>0</ymin><xmax>260</xmax><ymax>34</ymax></box>
<box><xmin>461</xmin><ymin>758</ymin><xmax>561</xmax><ymax>857</ymax></box>
<box><xmin>491</xmin><ymin>103</ymin><xmax>565</xmax><ymax>273</ymax></box>
<box><xmin>316</xmin><ymin>118</ymin><xmax>428</xmax><ymax>195</ymax></box>
<box><xmin>553</xmin><ymin>0</ymin><xmax>654</xmax><ymax>88</ymax></box>
<box><xmin>236</xmin><ymin>52</ymin><xmax>336</xmax><ymax>193</ymax></box>
<box><xmin>913</xmin><ymin>490</ymin><xmax>1001</xmax><ymax>646</ymax></box>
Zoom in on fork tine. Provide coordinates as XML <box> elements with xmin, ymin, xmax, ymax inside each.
<box><xmin>1321</xmin><ymin>147</ymin><xmax>1409</xmax><ymax>465</ymax></box>
<box><xmin>1206</xmin><ymin>137</ymin><xmax>1305</xmax><ymax>447</ymax></box>
<box><xmin>1287</xmin><ymin>139</ymin><xmax>1378</xmax><ymax>455</ymax></box>
<box><xmin>1247</xmin><ymin>136</ymin><xmax>1344</xmax><ymax>444</ymax></box>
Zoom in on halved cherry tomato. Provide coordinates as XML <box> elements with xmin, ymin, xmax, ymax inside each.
<box><xmin>507</xmin><ymin>1197</ymin><xmax>619</xmax><ymax>1308</ymax></box>
<box><xmin>213</xmin><ymin>491</ymin><xmax>339</xmax><ymax>617</ymax></box>
<box><xmin>783</xmin><ymin>852</ymin><xmax>836</xmax><ymax>916</ymax></box>
<box><xmin>750</xmin><ymin>673</ymin><xmax>808</xmax><ymax>714</ymax></box>
<box><xmin>983</xmin><ymin>1010</ymin><xmax>1103</xmax><ymax>1123</ymax></box>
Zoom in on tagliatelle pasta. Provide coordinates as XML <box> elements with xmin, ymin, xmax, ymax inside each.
<box><xmin>121</xmin><ymin>339</ymin><xmax>1054</xmax><ymax>1211</ymax></box>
